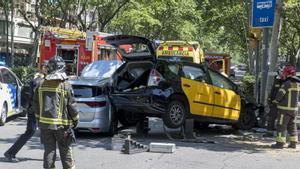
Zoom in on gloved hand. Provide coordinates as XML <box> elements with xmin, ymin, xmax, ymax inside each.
<box><xmin>73</xmin><ymin>120</ymin><xmax>78</xmax><ymax>128</ymax></box>
<box><xmin>64</xmin><ymin>128</ymin><xmax>76</xmax><ymax>143</ymax></box>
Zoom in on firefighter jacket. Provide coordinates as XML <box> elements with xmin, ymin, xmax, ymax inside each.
<box><xmin>26</xmin><ymin>73</ymin><xmax>46</xmax><ymax>116</ymax></box>
<box><xmin>269</xmin><ymin>78</ymin><xmax>282</xmax><ymax>104</ymax></box>
<box><xmin>274</xmin><ymin>76</ymin><xmax>300</xmax><ymax>115</ymax></box>
<box><xmin>32</xmin><ymin>72</ymin><xmax>79</xmax><ymax>130</ymax></box>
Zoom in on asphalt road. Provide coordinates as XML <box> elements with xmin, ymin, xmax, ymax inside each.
<box><xmin>1</xmin><ymin>116</ymin><xmax>300</xmax><ymax>169</ymax></box>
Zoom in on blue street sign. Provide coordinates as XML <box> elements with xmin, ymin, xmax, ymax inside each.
<box><xmin>252</xmin><ymin>0</ymin><xmax>276</xmax><ymax>28</ymax></box>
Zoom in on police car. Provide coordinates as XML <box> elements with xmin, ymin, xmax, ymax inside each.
<box><xmin>0</xmin><ymin>66</ymin><xmax>23</xmax><ymax>126</ymax></box>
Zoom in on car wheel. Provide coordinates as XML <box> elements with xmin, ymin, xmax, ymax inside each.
<box><xmin>236</xmin><ymin>107</ymin><xmax>256</xmax><ymax>130</ymax></box>
<box><xmin>117</xmin><ymin>111</ymin><xmax>139</xmax><ymax>127</ymax></box>
<box><xmin>0</xmin><ymin>103</ymin><xmax>8</xmax><ymax>126</ymax></box>
<box><xmin>163</xmin><ymin>100</ymin><xmax>186</xmax><ymax>128</ymax></box>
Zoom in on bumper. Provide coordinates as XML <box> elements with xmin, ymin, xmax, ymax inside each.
<box><xmin>76</xmin><ymin>118</ymin><xmax>110</xmax><ymax>133</ymax></box>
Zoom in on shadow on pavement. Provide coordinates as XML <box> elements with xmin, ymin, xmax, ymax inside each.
<box><xmin>0</xmin><ymin>157</ymin><xmax>43</xmax><ymax>163</ymax></box>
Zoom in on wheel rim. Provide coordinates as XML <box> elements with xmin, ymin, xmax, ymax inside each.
<box><xmin>169</xmin><ymin>104</ymin><xmax>184</xmax><ymax>125</ymax></box>
<box><xmin>1</xmin><ymin>105</ymin><xmax>7</xmax><ymax>123</ymax></box>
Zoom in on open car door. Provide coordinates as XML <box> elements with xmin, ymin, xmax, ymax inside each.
<box><xmin>103</xmin><ymin>35</ymin><xmax>156</xmax><ymax>62</ymax></box>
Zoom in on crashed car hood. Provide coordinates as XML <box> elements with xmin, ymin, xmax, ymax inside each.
<box><xmin>103</xmin><ymin>35</ymin><xmax>156</xmax><ymax>61</ymax></box>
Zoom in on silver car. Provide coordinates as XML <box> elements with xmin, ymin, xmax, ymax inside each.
<box><xmin>69</xmin><ymin>60</ymin><xmax>121</xmax><ymax>135</ymax></box>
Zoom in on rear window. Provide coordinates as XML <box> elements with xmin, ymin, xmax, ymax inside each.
<box><xmin>72</xmin><ymin>85</ymin><xmax>101</xmax><ymax>98</ymax></box>
<box><xmin>158</xmin><ymin>56</ymin><xmax>193</xmax><ymax>62</ymax></box>
<box><xmin>156</xmin><ymin>62</ymin><xmax>180</xmax><ymax>81</ymax></box>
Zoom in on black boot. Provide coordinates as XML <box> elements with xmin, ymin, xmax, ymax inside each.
<box><xmin>4</xmin><ymin>152</ymin><xmax>19</xmax><ymax>162</ymax></box>
<box><xmin>271</xmin><ymin>142</ymin><xmax>284</xmax><ymax>149</ymax></box>
<box><xmin>288</xmin><ymin>142</ymin><xmax>297</xmax><ymax>149</ymax></box>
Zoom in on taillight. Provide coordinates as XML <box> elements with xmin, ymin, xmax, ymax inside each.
<box><xmin>80</xmin><ymin>101</ymin><xmax>106</xmax><ymax>107</ymax></box>
<box><xmin>148</xmin><ymin>69</ymin><xmax>163</xmax><ymax>86</ymax></box>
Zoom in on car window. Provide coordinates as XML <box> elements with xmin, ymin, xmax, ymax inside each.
<box><xmin>81</xmin><ymin>60</ymin><xmax>121</xmax><ymax>79</ymax></box>
<box><xmin>72</xmin><ymin>85</ymin><xmax>101</xmax><ymax>98</ymax></box>
<box><xmin>0</xmin><ymin>68</ymin><xmax>17</xmax><ymax>84</ymax></box>
<box><xmin>182</xmin><ymin>65</ymin><xmax>207</xmax><ymax>82</ymax></box>
<box><xmin>208</xmin><ymin>70</ymin><xmax>234</xmax><ymax>90</ymax></box>
<box><xmin>156</xmin><ymin>62</ymin><xmax>180</xmax><ymax>81</ymax></box>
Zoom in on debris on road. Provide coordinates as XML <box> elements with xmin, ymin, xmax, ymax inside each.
<box><xmin>149</xmin><ymin>143</ymin><xmax>176</xmax><ymax>153</ymax></box>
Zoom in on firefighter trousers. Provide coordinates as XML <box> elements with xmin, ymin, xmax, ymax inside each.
<box><xmin>41</xmin><ymin>128</ymin><xmax>75</xmax><ymax>169</ymax></box>
<box><xmin>5</xmin><ymin>113</ymin><xmax>36</xmax><ymax>157</ymax></box>
<box><xmin>267</xmin><ymin>104</ymin><xmax>278</xmax><ymax>131</ymax></box>
<box><xmin>276</xmin><ymin>111</ymin><xmax>298</xmax><ymax>143</ymax></box>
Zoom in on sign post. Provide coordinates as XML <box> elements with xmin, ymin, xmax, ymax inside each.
<box><xmin>251</xmin><ymin>0</ymin><xmax>276</xmax><ymax>104</ymax></box>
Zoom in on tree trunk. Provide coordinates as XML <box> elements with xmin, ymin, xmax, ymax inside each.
<box><xmin>4</xmin><ymin>1</ymin><xmax>9</xmax><ymax>66</ymax></box>
<box><xmin>10</xmin><ymin>0</ymin><xmax>14</xmax><ymax>67</ymax></box>
<box><xmin>31</xmin><ymin>31</ymin><xmax>40</xmax><ymax>66</ymax></box>
<box><xmin>266</xmin><ymin>0</ymin><xmax>282</xmax><ymax>97</ymax></box>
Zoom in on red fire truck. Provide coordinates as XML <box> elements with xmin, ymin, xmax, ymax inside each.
<box><xmin>39</xmin><ymin>27</ymin><xmax>117</xmax><ymax>75</ymax></box>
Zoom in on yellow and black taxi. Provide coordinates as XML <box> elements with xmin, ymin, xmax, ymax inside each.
<box><xmin>104</xmin><ymin>35</ymin><xmax>260</xmax><ymax>129</ymax></box>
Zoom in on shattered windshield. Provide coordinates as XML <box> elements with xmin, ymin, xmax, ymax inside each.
<box><xmin>81</xmin><ymin>60</ymin><xmax>122</xmax><ymax>79</ymax></box>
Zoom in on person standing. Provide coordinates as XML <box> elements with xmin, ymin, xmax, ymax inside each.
<box><xmin>264</xmin><ymin>75</ymin><xmax>282</xmax><ymax>137</ymax></box>
<box><xmin>271</xmin><ymin>65</ymin><xmax>300</xmax><ymax>149</ymax></box>
<box><xmin>4</xmin><ymin>63</ymin><xmax>47</xmax><ymax>162</ymax></box>
<box><xmin>32</xmin><ymin>56</ymin><xmax>79</xmax><ymax>169</ymax></box>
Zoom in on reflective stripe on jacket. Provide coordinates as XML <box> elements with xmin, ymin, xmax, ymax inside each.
<box><xmin>274</xmin><ymin>77</ymin><xmax>300</xmax><ymax>113</ymax></box>
<box><xmin>33</xmin><ymin>79</ymin><xmax>79</xmax><ymax>130</ymax></box>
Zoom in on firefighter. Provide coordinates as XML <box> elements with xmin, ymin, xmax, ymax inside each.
<box><xmin>271</xmin><ymin>65</ymin><xmax>300</xmax><ymax>149</ymax></box>
<box><xmin>32</xmin><ymin>56</ymin><xmax>79</xmax><ymax>169</ymax></box>
<box><xmin>4</xmin><ymin>63</ymin><xmax>47</xmax><ymax>162</ymax></box>
<box><xmin>264</xmin><ymin>74</ymin><xmax>282</xmax><ymax>137</ymax></box>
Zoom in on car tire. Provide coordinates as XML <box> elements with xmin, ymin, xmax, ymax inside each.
<box><xmin>236</xmin><ymin>107</ymin><xmax>256</xmax><ymax>130</ymax></box>
<box><xmin>0</xmin><ymin>103</ymin><xmax>8</xmax><ymax>126</ymax></box>
<box><xmin>117</xmin><ymin>111</ymin><xmax>139</xmax><ymax>127</ymax></box>
<box><xmin>163</xmin><ymin>100</ymin><xmax>186</xmax><ymax>128</ymax></box>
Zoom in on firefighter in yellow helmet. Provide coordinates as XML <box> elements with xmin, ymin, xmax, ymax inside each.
<box><xmin>32</xmin><ymin>56</ymin><xmax>79</xmax><ymax>168</ymax></box>
<box><xmin>271</xmin><ymin>65</ymin><xmax>300</xmax><ymax>149</ymax></box>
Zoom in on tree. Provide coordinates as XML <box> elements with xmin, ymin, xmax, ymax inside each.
<box><xmin>18</xmin><ymin>0</ymin><xmax>56</xmax><ymax>65</ymax></box>
<box><xmin>280</xmin><ymin>1</ymin><xmax>300</xmax><ymax>65</ymax></box>
<box><xmin>109</xmin><ymin>0</ymin><xmax>199</xmax><ymax>40</ymax></box>
<box><xmin>0</xmin><ymin>0</ymin><xmax>11</xmax><ymax>66</ymax></box>
<box><xmin>94</xmin><ymin>0</ymin><xmax>130</xmax><ymax>32</ymax></box>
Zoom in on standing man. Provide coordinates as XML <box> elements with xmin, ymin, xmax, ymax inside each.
<box><xmin>32</xmin><ymin>56</ymin><xmax>79</xmax><ymax>169</ymax></box>
<box><xmin>4</xmin><ymin>63</ymin><xmax>47</xmax><ymax>162</ymax></box>
<box><xmin>271</xmin><ymin>65</ymin><xmax>300</xmax><ymax>149</ymax></box>
<box><xmin>264</xmin><ymin>74</ymin><xmax>282</xmax><ymax>137</ymax></box>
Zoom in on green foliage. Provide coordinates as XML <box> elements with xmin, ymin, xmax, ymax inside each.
<box><xmin>11</xmin><ymin>67</ymin><xmax>37</xmax><ymax>83</ymax></box>
<box><xmin>240</xmin><ymin>74</ymin><xmax>256</xmax><ymax>100</ymax></box>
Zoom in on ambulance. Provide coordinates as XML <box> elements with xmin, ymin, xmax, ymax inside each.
<box><xmin>204</xmin><ymin>53</ymin><xmax>231</xmax><ymax>76</ymax></box>
<box><xmin>156</xmin><ymin>41</ymin><xmax>204</xmax><ymax>63</ymax></box>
